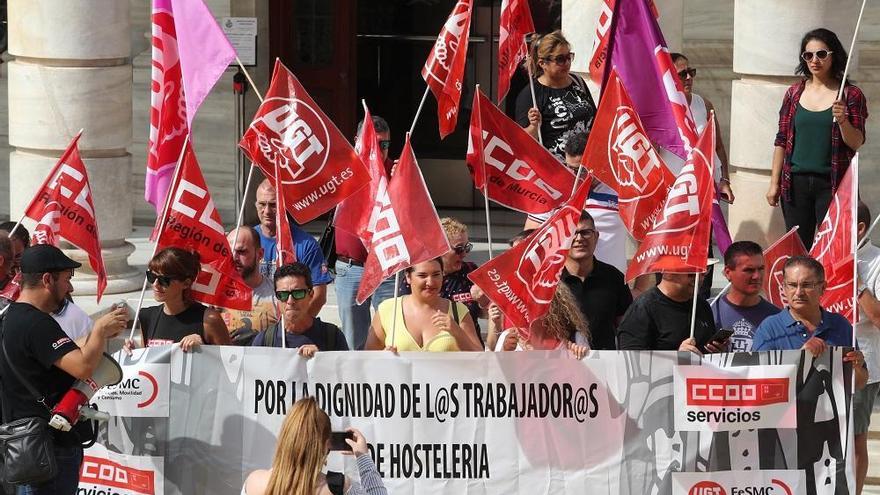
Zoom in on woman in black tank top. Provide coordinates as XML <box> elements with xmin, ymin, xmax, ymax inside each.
<box><xmin>131</xmin><ymin>248</ymin><xmax>230</xmax><ymax>351</ymax></box>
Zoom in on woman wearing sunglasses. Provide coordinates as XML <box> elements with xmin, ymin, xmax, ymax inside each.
<box><xmin>515</xmin><ymin>30</ymin><xmax>596</xmax><ymax>160</ymax></box>
<box><xmin>767</xmin><ymin>28</ymin><xmax>867</xmax><ymax>249</ymax></box>
<box><xmin>365</xmin><ymin>258</ymin><xmax>483</xmax><ymax>352</ymax></box>
<box><xmin>133</xmin><ymin>247</ymin><xmax>230</xmax><ymax>351</ymax></box>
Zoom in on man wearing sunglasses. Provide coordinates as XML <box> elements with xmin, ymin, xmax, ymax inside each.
<box><xmin>334</xmin><ymin>115</ymin><xmax>397</xmax><ymax>350</ymax></box>
<box><xmin>252</xmin><ymin>262</ymin><xmax>348</xmax><ymax>353</ymax></box>
<box><xmin>254</xmin><ymin>179</ymin><xmax>332</xmax><ymax>318</ymax></box>
<box><xmin>221</xmin><ymin>227</ymin><xmax>278</xmax><ymax>345</ymax></box>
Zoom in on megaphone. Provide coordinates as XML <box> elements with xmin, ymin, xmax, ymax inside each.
<box><xmin>49</xmin><ymin>352</ymin><xmax>122</xmax><ymax>431</ymax></box>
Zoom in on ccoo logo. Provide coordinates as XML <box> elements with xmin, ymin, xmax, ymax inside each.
<box><xmin>250</xmin><ymin>97</ymin><xmax>330</xmax><ymax>185</ymax></box>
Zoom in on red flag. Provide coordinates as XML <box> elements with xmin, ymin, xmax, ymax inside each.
<box><xmin>272</xmin><ymin>158</ymin><xmax>296</xmax><ymax>266</ymax></box>
<box><xmin>762</xmin><ymin>227</ymin><xmax>808</xmax><ymax>309</ymax></box>
<box><xmin>582</xmin><ymin>70</ymin><xmax>674</xmax><ymax>240</ymax></box>
<box><xmin>468</xmin><ymin>177</ymin><xmax>592</xmax><ymax>328</ymax></box>
<box><xmin>23</xmin><ymin>134</ymin><xmax>108</xmax><ymax>301</ymax></box>
<box><xmin>625</xmin><ymin>115</ymin><xmax>716</xmax><ymax>281</ymax></box>
<box><xmin>145</xmin><ymin>1</ymin><xmax>189</xmax><ymax>213</ymax></box>
<box><xmin>156</xmin><ymin>143</ymin><xmax>252</xmax><ymax>310</ymax></box>
<box><xmin>466</xmin><ymin>88</ymin><xmax>575</xmax><ymax>214</ymax></box>
<box><xmin>821</xmin><ymin>257</ymin><xmax>855</xmax><ymax>323</ymax></box>
<box><xmin>497</xmin><ymin>0</ymin><xmax>534</xmax><ymax>102</ymax></box>
<box><xmin>422</xmin><ymin>0</ymin><xmax>473</xmax><ymax>138</ymax></box>
<box><xmin>239</xmin><ymin>59</ymin><xmax>371</xmax><ymax>224</ymax></box>
<box><xmin>0</xmin><ymin>273</ymin><xmax>21</xmax><ymax>302</ymax></box>
<box><xmin>587</xmin><ymin>0</ymin><xmax>616</xmax><ymax>86</ymax></box>
<box><xmin>810</xmin><ymin>164</ymin><xmax>855</xmax><ymax>281</ymax></box>
<box><xmin>357</xmin><ymin>136</ymin><xmax>450</xmax><ymax>304</ymax></box>
<box><xmin>334</xmin><ymin>103</ymin><xmax>385</xmax><ymax>243</ymax></box>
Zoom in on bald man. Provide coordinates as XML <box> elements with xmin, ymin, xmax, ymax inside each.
<box><xmin>254</xmin><ymin>179</ymin><xmax>331</xmax><ymax>317</ymax></box>
<box><xmin>222</xmin><ymin>227</ymin><xmax>278</xmax><ymax>345</ymax></box>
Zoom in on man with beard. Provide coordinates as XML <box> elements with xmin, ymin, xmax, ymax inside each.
<box><xmin>0</xmin><ymin>245</ymin><xmax>127</xmax><ymax>494</ymax></box>
<box><xmin>561</xmin><ymin>212</ymin><xmax>632</xmax><ymax>349</ymax></box>
<box><xmin>222</xmin><ymin>227</ymin><xmax>278</xmax><ymax>345</ymax></box>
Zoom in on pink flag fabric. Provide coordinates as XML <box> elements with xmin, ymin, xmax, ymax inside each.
<box><xmin>168</xmin><ymin>0</ymin><xmax>236</xmax><ymax>129</ymax></box>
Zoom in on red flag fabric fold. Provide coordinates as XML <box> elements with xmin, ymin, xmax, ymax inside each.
<box><xmin>497</xmin><ymin>0</ymin><xmax>534</xmax><ymax>103</ymax></box>
<box><xmin>334</xmin><ymin>104</ymin><xmax>385</xmax><ymax>242</ymax></box>
<box><xmin>239</xmin><ymin>59</ymin><xmax>371</xmax><ymax>224</ymax></box>
<box><xmin>762</xmin><ymin>227</ymin><xmax>808</xmax><ymax>309</ymax></box>
<box><xmin>422</xmin><ymin>0</ymin><xmax>473</xmax><ymax>138</ymax></box>
<box><xmin>24</xmin><ymin>134</ymin><xmax>108</xmax><ymax>301</ymax></box>
<box><xmin>468</xmin><ymin>176</ymin><xmax>592</xmax><ymax>329</ymax></box>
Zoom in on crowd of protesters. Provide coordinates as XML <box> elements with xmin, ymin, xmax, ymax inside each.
<box><xmin>0</xmin><ymin>24</ymin><xmax>874</xmax><ymax>495</ymax></box>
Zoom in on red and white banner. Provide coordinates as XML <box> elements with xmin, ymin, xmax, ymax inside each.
<box><xmin>80</xmin><ymin>441</ymin><xmax>163</xmax><ymax>495</ymax></box>
<box><xmin>467</xmin><ymin>88</ymin><xmax>575</xmax><ymax>215</ymax></box>
<box><xmin>156</xmin><ymin>143</ymin><xmax>252</xmax><ymax>310</ymax></box>
<box><xmin>468</xmin><ymin>177</ymin><xmax>592</xmax><ymax>329</ymax></box>
<box><xmin>497</xmin><ymin>0</ymin><xmax>534</xmax><ymax>102</ymax></box>
<box><xmin>239</xmin><ymin>59</ymin><xmax>371</xmax><ymax>224</ymax></box>
<box><xmin>582</xmin><ymin>69</ymin><xmax>674</xmax><ymax>240</ymax></box>
<box><xmin>763</xmin><ymin>227</ymin><xmax>808</xmax><ymax>309</ymax></box>
<box><xmin>587</xmin><ymin>0</ymin><xmax>615</xmax><ymax>86</ymax></box>
<box><xmin>357</xmin><ymin>136</ymin><xmax>450</xmax><ymax>304</ymax></box>
<box><xmin>673</xmin><ymin>470</ymin><xmax>807</xmax><ymax>495</ymax></box>
<box><xmin>23</xmin><ymin>133</ymin><xmax>108</xmax><ymax>301</ymax></box>
<box><xmin>673</xmin><ymin>364</ymin><xmax>798</xmax><ymax>432</ymax></box>
<box><xmin>422</xmin><ymin>0</ymin><xmax>473</xmax><ymax>138</ymax></box>
<box><xmin>0</xmin><ymin>273</ymin><xmax>21</xmax><ymax>302</ymax></box>
<box><xmin>92</xmin><ymin>349</ymin><xmax>170</xmax><ymax>418</ymax></box>
<box><xmin>625</xmin><ymin>117</ymin><xmax>715</xmax><ymax>281</ymax></box>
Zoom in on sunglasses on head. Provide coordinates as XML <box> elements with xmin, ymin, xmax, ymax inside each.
<box><xmin>677</xmin><ymin>68</ymin><xmax>697</xmax><ymax>80</ymax></box>
<box><xmin>275</xmin><ymin>289</ymin><xmax>311</xmax><ymax>302</ymax></box>
<box><xmin>146</xmin><ymin>270</ymin><xmax>176</xmax><ymax>287</ymax></box>
<box><xmin>453</xmin><ymin>242</ymin><xmax>473</xmax><ymax>255</ymax></box>
<box><xmin>543</xmin><ymin>52</ymin><xmax>575</xmax><ymax>65</ymax></box>
<box><xmin>802</xmin><ymin>50</ymin><xmax>832</xmax><ymax>62</ymax></box>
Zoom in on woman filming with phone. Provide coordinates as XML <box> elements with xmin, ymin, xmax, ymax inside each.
<box><xmin>243</xmin><ymin>397</ymin><xmax>387</xmax><ymax>495</ymax></box>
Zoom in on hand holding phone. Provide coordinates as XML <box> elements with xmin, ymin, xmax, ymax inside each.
<box><xmin>329</xmin><ymin>431</ymin><xmax>355</xmax><ymax>452</ymax></box>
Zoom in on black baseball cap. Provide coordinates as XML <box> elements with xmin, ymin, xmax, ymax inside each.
<box><xmin>19</xmin><ymin>245</ymin><xmax>82</xmax><ymax>274</ymax></box>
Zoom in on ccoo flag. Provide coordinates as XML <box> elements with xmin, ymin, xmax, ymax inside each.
<box><xmin>422</xmin><ymin>0</ymin><xmax>473</xmax><ymax>139</ymax></box>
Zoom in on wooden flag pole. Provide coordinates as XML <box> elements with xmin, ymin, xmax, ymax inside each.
<box><xmin>390</xmin><ymin>272</ymin><xmax>401</xmax><ymax>348</ymax></box>
<box><xmin>409</xmin><ymin>85</ymin><xmax>433</xmax><ymax>137</ymax></box>
<box><xmin>475</xmin><ymin>85</ymin><xmax>495</xmax><ymax>259</ymax></box>
<box><xmin>526</xmin><ymin>33</ymin><xmax>543</xmax><ymax>146</ymax></box>
<box><xmin>836</xmin><ymin>0</ymin><xmax>867</xmax><ymax>103</ymax></box>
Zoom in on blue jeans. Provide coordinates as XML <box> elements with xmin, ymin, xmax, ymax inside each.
<box><xmin>16</xmin><ymin>445</ymin><xmax>82</xmax><ymax>495</ymax></box>
<box><xmin>335</xmin><ymin>260</ymin><xmax>397</xmax><ymax>350</ymax></box>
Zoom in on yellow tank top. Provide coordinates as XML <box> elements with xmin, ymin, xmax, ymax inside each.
<box><xmin>377</xmin><ymin>296</ymin><xmax>468</xmax><ymax>352</ymax></box>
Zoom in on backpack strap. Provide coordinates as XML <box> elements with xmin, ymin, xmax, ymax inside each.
<box><xmin>0</xmin><ymin>310</ymin><xmax>49</xmax><ymax>411</ymax></box>
<box><xmin>263</xmin><ymin>323</ymin><xmax>277</xmax><ymax>347</ymax></box>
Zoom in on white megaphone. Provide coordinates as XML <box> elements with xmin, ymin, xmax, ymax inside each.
<box><xmin>48</xmin><ymin>352</ymin><xmax>122</xmax><ymax>431</ymax></box>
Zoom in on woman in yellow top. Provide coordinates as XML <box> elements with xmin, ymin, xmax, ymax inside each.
<box><xmin>366</xmin><ymin>258</ymin><xmax>483</xmax><ymax>352</ymax></box>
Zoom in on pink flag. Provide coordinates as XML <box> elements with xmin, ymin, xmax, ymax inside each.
<box><xmin>169</xmin><ymin>0</ymin><xmax>236</xmax><ymax>128</ymax></box>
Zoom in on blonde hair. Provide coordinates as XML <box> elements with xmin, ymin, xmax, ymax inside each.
<box><xmin>540</xmin><ymin>285</ymin><xmax>590</xmax><ymax>344</ymax></box>
<box><xmin>527</xmin><ymin>30</ymin><xmax>571</xmax><ymax>77</ymax></box>
<box><xmin>440</xmin><ymin>217</ymin><xmax>468</xmax><ymax>240</ymax></box>
<box><xmin>265</xmin><ymin>398</ymin><xmax>331</xmax><ymax>495</ymax></box>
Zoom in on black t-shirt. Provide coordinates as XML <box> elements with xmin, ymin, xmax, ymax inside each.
<box><xmin>139</xmin><ymin>303</ymin><xmax>207</xmax><ymax>347</ymax></box>
<box><xmin>252</xmin><ymin>318</ymin><xmax>349</xmax><ymax>351</ymax></box>
<box><xmin>515</xmin><ymin>75</ymin><xmax>597</xmax><ymax>159</ymax></box>
<box><xmin>617</xmin><ymin>287</ymin><xmax>716</xmax><ymax>351</ymax></box>
<box><xmin>400</xmin><ymin>262</ymin><xmax>483</xmax><ymax>345</ymax></box>
<box><xmin>561</xmin><ymin>260</ymin><xmax>633</xmax><ymax>350</ymax></box>
<box><xmin>0</xmin><ymin>302</ymin><xmax>80</xmax><ymax>446</ymax></box>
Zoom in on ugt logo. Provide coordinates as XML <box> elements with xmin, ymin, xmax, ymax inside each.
<box><xmin>251</xmin><ymin>97</ymin><xmax>330</xmax><ymax>185</ymax></box>
<box><xmin>608</xmin><ymin>105</ymin><xmax>664</xmax><ymax>197</ymax></box>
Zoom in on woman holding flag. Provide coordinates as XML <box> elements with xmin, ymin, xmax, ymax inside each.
<box><xmin>365</xmin><ymin>258</ymin><xmax>483</xmax><ymax>352</ymax></box>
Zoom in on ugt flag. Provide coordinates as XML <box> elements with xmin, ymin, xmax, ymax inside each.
<box><xmin>240</xmin><ymin>59</ymin><xmax>371</xmax><ymax>224</ymax></box>
<box><xmin>582</xmin><ymin>69</ymin><xmax>673</xmax><ymax>241</ymax></box>
<box><xmin>24</xmin><ymin>133</ymin><xmax>108</xmax><ymax>301</ymax></box>
<box><xmin>625</xmin><ymin>114</ymin><xmax>716</xmax><ymax>282</ymax></box>
<box><xmin>497</xmin><ymin>0</ymin><xmax>534</xmax><ymax>102</ymax></box>
<box><xmin>468</xmin><ymin>177</ymin><xmax>592</xmax><ymax>329</ymax></box>
<box><xmin>156</xmin><ymin>143</ymin><xmax>252</xmax><ymax>310</ymax></box>
<box><xmin>358</xmin><ymin>135</ymin><xmax>450</xmax><ymax>304</ymax></box>
<box><xmin>467</xmin><ymin>88</ymin><xmax>575</xmax><ymax>215</ymax></box>
<box><xmin>422</xmin><ymin>0</ymin><xmax>473</xmax><ymax>138</ymax></box>
<box><xmin>763</xmin><ymin>227</ymin><xmax>808</xmax><ymax>309</ymax></box>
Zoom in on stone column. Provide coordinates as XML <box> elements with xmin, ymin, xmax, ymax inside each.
<box><xmin>7</xmin><ymin>0</ymin><xmax>141</xmax><ymax>295</ymax></box>
<box><xmin>728</xmin><ymin>0</ymin><xmax>859</xmax><ymax>246</ymax></box>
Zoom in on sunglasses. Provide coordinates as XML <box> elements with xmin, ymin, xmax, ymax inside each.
<box><xmin>146</xmin><ymin>270</ymin><xmax>176</xmax><ymax>287</ymax></box>
<box><xmin>543</xmin><ymin>52</ymin><xmax>575</xmax><ymax>65</ymax></box>
<box><xmin>452</xmin><ymin>242</ymin><xmax>473</xmax><ymax>255</ymax></box>
<box><xmin>379</xmin><ymin>140</ymin><xmax>391</xmax><ymax>150</ymax></box>
<box><xmin>275</xmin><ymin>289</ymin><xmax>311</xmax><ymax>302</ymax></box>
<box><xmin>802</xmin><ymin>50</ymin><xmax>832</xmax><ymax>62</ymax></box>
<box><xmin>677</xmin><ymin>68</ymin><xmax>697</xmax><ymax>80</ymax></box>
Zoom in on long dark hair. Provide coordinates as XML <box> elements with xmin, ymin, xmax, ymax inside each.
<box><xmin>796</xmin><ymin>28</ymin><xmax>847</xmax><ymax>81</ymax></box>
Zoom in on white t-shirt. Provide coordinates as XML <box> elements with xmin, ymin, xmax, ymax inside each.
<box><xmin>52</xmin><ymin>300</ymin><xmax>93</xmax><ymax>341</ymax></box>
<box><xmin>857</xmin><ymin>242</ymin><xmax>880</xmax><ymax>384</ymax></box>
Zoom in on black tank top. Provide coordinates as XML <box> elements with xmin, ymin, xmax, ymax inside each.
<box><xmin>139</xmin><ymin>303</ymin><xmax>207</xmax><ymax>347</ymax></box>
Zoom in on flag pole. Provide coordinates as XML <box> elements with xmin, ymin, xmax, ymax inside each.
<box><xmin>229</xmin><ymin>74</ymin><xmax>266</xmax><ymax>259</ymax></box>
<box><xmin>526</xmin><ymin>33</ymin><xmax>543</xmax><ymax>146</ymax></box>
<box><xmin>409</xmin><ymin>85</ymin><xmax>432</xmax><ymax>137</ymax></box>
<box><xmin>235</xmin><ymin>56</ymin><xmax>264</xmax><ymax>102</ymax></box>
<box><xmin>831</xmin><ymin>0</ymin><xmax>864</xmax><ymax>120</ymax></box>
<box><xmin>128</xmin><ymin>133</ymin><xmax>192</xmax><ymax>344</ymax></box>
<box><xmin>390</xmin><ymin>271</ymin><xmax>401</xmax><ymax>347</ymax></box>
<box><xmin>475</xmin><ymin>85</ymin><xmax>494</xmax><ymax>259</ymax></box>
<box><xmin>689</xmin><ymin>271</ymin><xmax>700</xmax><ymax>340</ymax></box>
<box><xmin>852</xmin><ymin>155</ymin><xmax>859</xmax><ymax>348</ymax></box>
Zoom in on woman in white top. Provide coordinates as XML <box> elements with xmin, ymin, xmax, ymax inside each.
<box><xmin>492</xmin><ymin>285</ymin><xmax>590</xmax><ymax>358</ymax></box>
<box><xmin>243</xmin><ymin>397</ymin><xmax>387</xmax><ymax>495</ymax></box>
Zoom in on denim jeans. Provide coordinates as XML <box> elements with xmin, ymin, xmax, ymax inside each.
<box><xmin>335</xmin><ymin>260</ymin><xmax>397</xmax><ymax>350</ymax></box>
<box><xmin>16</xmin><ymin>445</ymin><xmax>82</xmax><ymax>495</ymax></box>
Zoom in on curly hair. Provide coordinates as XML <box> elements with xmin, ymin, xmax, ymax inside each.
<box><xmin>540</xmin><ymin>285</ymin><xmax>590</xmax><ymax>345</ymax></box>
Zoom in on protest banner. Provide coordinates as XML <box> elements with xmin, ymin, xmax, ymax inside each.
<box><xmin>82</xmin><ymin>347</ymin><xmax>855</xmax><ymax>494</ymax></box>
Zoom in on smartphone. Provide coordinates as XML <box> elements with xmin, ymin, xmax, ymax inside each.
<box><xmin>329</xmin><ymin>431</ymin><xmax>354</xmax><ymax>451</ymax></box>
<box><xmin>708</xmin><ymin>328</ymin><xmax>734</xmax><ymax>344</ymax></box>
